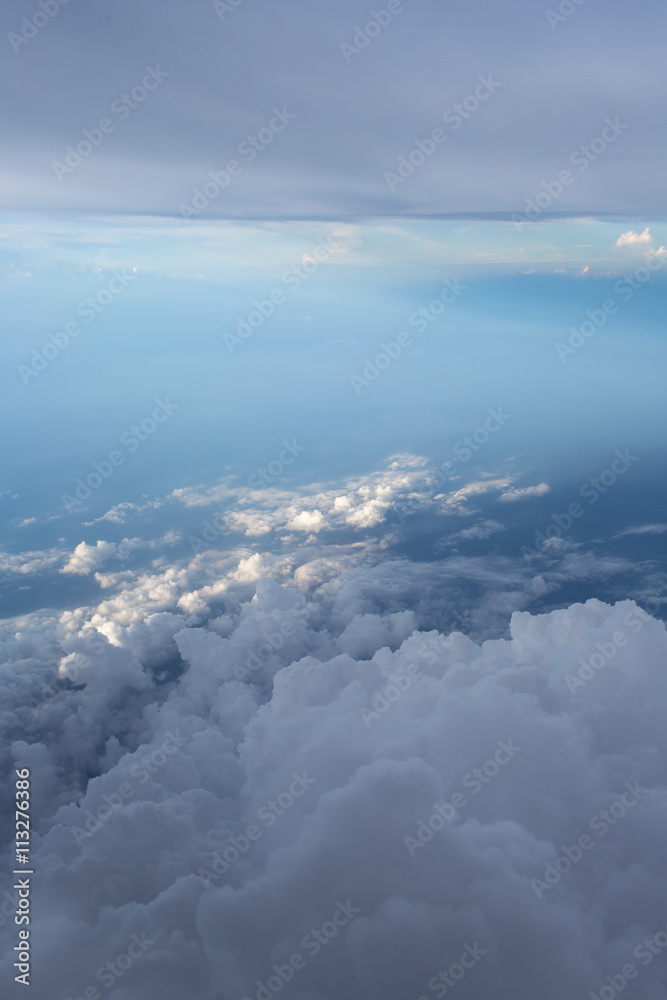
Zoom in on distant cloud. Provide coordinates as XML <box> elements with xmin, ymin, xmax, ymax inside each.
<box><xmin>615</xmin><ymin>227</ymin><xmax>652</xmax><ymax>246</ymax></box>
<box><xmin>614</xmin><ymin>523</ymin><xmax>667</xmax><ymax>538</ymax></box>
<box><xmin>287</xmin><ymin>509</ymin><xmax>327</xmax><ymax>532</ymax></box>
<box><xmin>60</xmin><ymin>536</ymin><xmax>175</xmax><ymax>575</ymax></box>
<box><xmin>83</xmin><ymin>500</ymin><xmax>162</xmax><ymax>525</ymax></box>
<box><xmin>61</xmin><ymin>540</ymin><xmax>126</xmax><ymax>575</ymax></box>
<box><xmin>454</xmin><ymin>520</ymin><xmax>505</xmax><ymax>541</ymax></box>
<box><xmin>498</xmin><ymin>483</ymin><xmax>550</xmax><ymax>503</ymax></box>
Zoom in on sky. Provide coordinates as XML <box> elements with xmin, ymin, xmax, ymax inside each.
<box><xmin>2</xmin><ymin>2</ymin><xmax>667</xmax><ymax>1000</ymax></box>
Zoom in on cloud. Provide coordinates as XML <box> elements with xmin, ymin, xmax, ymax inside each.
<box><xmin>615</xmin><ymin>228</ymin><xmax>652</xmax><ymax>246</ymax></box>
<box><xmin>614</xmin><ymin>523</ymin><xmax>667</xmax><ymax>538</ymax></box>
<box><xmin>61</xmin><ymin>540</ymin><xmax>120</xmax><ymax>575</ymax></box>
<box><xmin>1</xmin><ymin>447</ymin><xmax>664</xmax><ymax>1000</ymax></box>
<box><xmin>449</xmin><ymin>520</ymin><xmax>506</xmax><ymax>542</ymax></box>
<box><xmin>287</xmin><ymin>510</ymin><xmax>327</xmax><ymax>532</ymax></box>
<box><xmin>2</xmin><ymin>0</ymin><xmax>666</xmax><ymax>219</ymax></box>
<box><xmin>0</xmin><ymin>547</ymin><xmax>62</xmax><ymax>577</ymax></box>
<box><xmin>61</xmin><ymin>536</ymin><xmax>180</xmax><ymax>575</ymax></box>
<box><xmin>498</xmin><ymin>483</ymin><xmax>550</xmax><ymax>503</ymax></box>
<box><xmin>83</xmin><ymin>500</ymin><xmax>163</xmax><ymax>526</ymax></box>
<box><xmin>2</xmin><ymin>566</ymin><xmax>667</xmax><ymax>999</ymax></box>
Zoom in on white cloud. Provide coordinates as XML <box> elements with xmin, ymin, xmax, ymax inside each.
<box><xmin>615</xmin><ymin>227</ymin><xmax>652</xmax><ymax>246</ymax></box>
<box><xmin>60</xmin><ymin>536</ymin><xmax>176</xmax><ymax>575</ymax></box>
<box><xmin>0</xmin><ymin>547</ymin><xmax>62</xmax><ymax>577</ymax></box>
<box><xmin>287</xmin><ymin>509</ymin><xmax>327</xmax><ymax>532</ymax></box>
<box><xmin>498</xmin><ymin>483</ymin><xmax>550</xmax><ymax>503</ymax></box>
<box><xmin>614</xmin><ymin>523</ymin><xmax>667</xmax><ymax>538</ymax></box>
<box><xmin>450</xmin><ymin>520</ymin><xmax>506</xmax><ymax>542</ymax></box>
<box><xmin>83</xmin><ymin>499</ymin><xmax>162</xmax><ymax>525</ymax></box>
<box><xmin>61</xmin><ymin>540</ymin><xmax>119</xmax><ymax>575</ymax></box>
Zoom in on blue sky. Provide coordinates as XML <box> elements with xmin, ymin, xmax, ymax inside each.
<box><xmin>3</xmin><ymin>217</ymin><xmax>666</xmax><ymax>514</ymax></box>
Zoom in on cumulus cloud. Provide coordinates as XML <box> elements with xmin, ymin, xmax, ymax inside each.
<box><xmin>61</xmin><ymin>536</ymin><xmax>180</xmax><ymax>575</ymax></box>
<box><xmin>1</xmin><ymin>453</ymin><xmax>664</xmax><ymax>1000</ymax></box>
<box><xmin>1</xmin><ymin>562</ymin><xmax>666</xmax><ymax>999</ymax></box>
<box><xmin>61</xmin><ymin>540</ymin><xmax>120</xmax><ymax>575</ymax></box>
<box><xmin>0</xmin><ymin>547</ymin><xmax>62</xmax><ymax>578</ymax></box>
<box><xmin>287</xmin><ymin>510</ymin><xmax>327</xmax><ymax>532</ymax></box>
<box><xmin>615</xmin><ymin>228</ymin><xmax>653</xmax><ymax>246</ymax></box>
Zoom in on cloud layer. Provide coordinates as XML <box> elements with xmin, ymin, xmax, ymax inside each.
<box><xmin>1</xmin><ymin>525</ymin><xmax>666</xmax><ymax>999</ymax></box>
<box><xmin>2</xmin><ymin>0</ymin><xmax>666</xmax><ymax>217</ymax></box>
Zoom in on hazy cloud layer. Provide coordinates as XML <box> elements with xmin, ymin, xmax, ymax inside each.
<box><xmin>1</xmin><ymin>0</ymin><xmax>665</xmax><ymax>217</ymax></box>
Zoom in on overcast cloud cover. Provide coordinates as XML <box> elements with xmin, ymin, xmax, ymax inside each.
<box><xmin>2</xmin><ymin>0</ymin><xmax>667</xmax><ymax>218</ymax></box>
<box><xmin>2</xmin><ymin>1</ymin><xmax>667</xmax><ymax>999</ymax></box>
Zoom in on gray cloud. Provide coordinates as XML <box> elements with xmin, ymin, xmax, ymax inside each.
<box><xmin>1</xmin><ymin>0</ymin><xmax>665</xmax><ymax>217</ymax></box>
<box><xmin>1</xmin><ymin>527</ymin><xmax>666</xmax><ymax>998</ymax></box>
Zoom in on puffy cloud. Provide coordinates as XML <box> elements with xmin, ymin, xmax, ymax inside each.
<box><xmin>61</xmin><ymin>536</ymin><xmax>179</xmax><ymax>575</ymax></box>
<box><xmin>287</xmin><ymin>510</ymin><xmax>327</xmax><ymax>532</ymax></box>
<box><xmin>61</xmin><ymin>540</ymin><xmax>120</xmax><ymax>575</ymax></box>
<box><xmin>615</xmin><ymin>228</ymin><xmax>653</xmax><ymax>246</ymax></box>
<box><xmin>1</xmin><ymin>578</ymin><xmax>666</xmax><ymax>1000</ymax></box>
<box><xmin>1</xmin><ymin>461</ymin><xmax>665</xmax><ymax>1000</ymax></box>
<box><xmin>0</xmin><ymin>547</ymin><xmax>62</xmax><ymax>577</ymax></box>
